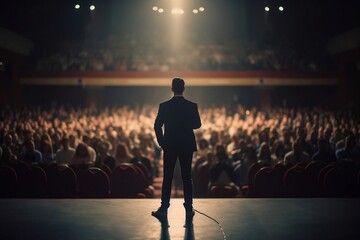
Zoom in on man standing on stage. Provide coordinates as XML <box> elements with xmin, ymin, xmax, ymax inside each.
<box><xmin>152</xmin><ymin>78</ymin><xmax>201</xmax><ymax>219</ymax></box>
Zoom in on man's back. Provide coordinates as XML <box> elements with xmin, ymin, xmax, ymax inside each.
<box><xmin>154</xmin><ymin>96</ymin><xmax>201</xmax><ymax>152</ymax></box>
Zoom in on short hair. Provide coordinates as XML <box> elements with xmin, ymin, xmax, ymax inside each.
<box><xmin>172</xmin><ymin>78</ymin><xmax>185</xmax><ymax>94</ymax></box>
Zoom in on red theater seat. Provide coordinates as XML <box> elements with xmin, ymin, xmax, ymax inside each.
<box><xmin>29</xmin><ymin>165</ymin><xmax>47</xmax><ymax>198</ymax></box>
<box><xmin>0</xmin><ymin>166</ymin><xmax>18</xmax><ymax>198</ymax></box>
<box><xmin>254</xmin><ymin>167</ymin><xmax>275</xmax><ymax>197</ymax></box>
<box><xmin>272</xmin><ymin>163</ymin><xmax>292</xmax><ymax>197</ymax></box>
<box><xmin>193</xmin><ymin>161</ymin><xmax>210</xmax><ymax>198</ymax></box>
<box><xmin>247</xmin><ymin>162</ymin><xmax>270</xmax><ymax>197</ymax></box>
<box><xmin>304</xmin><ymin>161</ymin><xmax>326</xmax><ymax>197</ymax></box>
<box><xmin>45</xmin><ymin>164</ymin><xmax>77</xmax><ymax>198</ymax></box>
<box><xmin>284</xmin><ymin>166</ymin><xmax>305</xmax><ymax>197</ymax></box>
<box><xmin>79</xmin><ymin>167</ymin><xmax>110</xmax><ymax>198</ymax></box>
<box><xmin>11</xmin><ymin>161</ymin><xmax>32</xmax><ymax>197</ymax></box>
<box><xmin>323</xmin><ymin>166</ymin><xmax>347</xmax><ymax>197</ymax></box>
<box><xmin>111</xmin><ymin>163</ymin><xmax>145</xmax><ymax>198</ymax></box>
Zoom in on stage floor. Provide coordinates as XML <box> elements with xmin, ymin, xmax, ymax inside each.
<box><xmin>1</xmin><ymin>198</ymin><xmax>360</xmax><ymax>240</ymax></box>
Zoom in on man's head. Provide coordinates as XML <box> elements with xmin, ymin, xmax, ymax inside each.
<box><xmin>171</xmin><ymin>78</ymin><xmax>185</xmax><ymax>95</ymax></box>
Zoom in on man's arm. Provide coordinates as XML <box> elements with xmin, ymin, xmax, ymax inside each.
<box><xmin>193</xmin><ymin>103</ymin><xmax>201</xmax><ymax>129</ymax></box>
<box><xmin>154</xmin><ymin>104</ymin><xmax>165</xmax><ymax>148</ymax></box>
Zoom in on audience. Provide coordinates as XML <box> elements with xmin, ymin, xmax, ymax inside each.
<box><xmin>209</xmin><ymin>144</ymin><xmax>238</xmax><ymax>196</ymax></box>
<box><xmin>95</xmin><ymin>140</ymin><xmax>116</xmax><ymax>170</ymax></box>
<box><xmin>336</xmin><ymin>134</ymin><xmax>360</xmax><ymax>162</ymax></box>
<box><xmin>29</xmin><ymin>35</ymin><xmax>332</xmax><ymax>72</ymax></box>
<box><xmin>1</xmin><ymin>103</ymin><xmax>360</xmax><ymax>198</ymax></box>
<box><xmin>21</xmin><ymin>139</ymin><xmax>42</xmax><ymax>164</ymax></box>
<box><xmin>54</xmin><ymin>137</ymin><xmax>75</xmax><ymax>165</ymax></box>
<box><xmin>130</xmin><ymin>146</ymin><xmax>153</xmax><ymax>183</ymax></box>
<box><xmin>283</xmin><ymin>141</ymin><xmax>310</xmax><ymax>165</ymax></box>
<box><xmin>115</xmin><ymin>143</ymin><xmax>133</xmax><ymax>166</ymax></box>
<box><xmin>312</xmin><ymin>139</ymin><xmax>337</xmax><ymax>164</ymax></box>
<box><xmin>72</xmin><ymin>143</ymin><xmax>92</xmax><ymax>166</ymax></box>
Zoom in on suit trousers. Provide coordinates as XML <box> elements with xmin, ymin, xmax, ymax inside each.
<box><xmin>161</xmin><ymin>149</ymin><xmax>193</xmax><ymax>210</ymax></box>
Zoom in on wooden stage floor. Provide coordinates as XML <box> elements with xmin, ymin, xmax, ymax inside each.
<box><xmin>1</xmin><ymin>198</ymin><xmax>359</xmax><ymax>240</ymax></box>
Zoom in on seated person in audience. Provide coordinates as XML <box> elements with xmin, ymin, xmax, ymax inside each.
<box><xmin>21</xmin><ymin>139</ymin><xmax>42</xmax><ymax>164</ymax></box>
<box><xmin>335</xmin><ymin>129</ymin><xmax>351</xmax><ymax>151</ymax></box>
<box><xmin>227</xmin><ymin>134</ymin><xmax>240</xmax><ymax>153</ymax></box>
<box><xmin>281</xmin><ymin>129</ymin><xmax>293</xmax><ymax>154</ymax></box>
<box><xmin>209</xmin><ymin>144</ymin><xmax>238</xmax><ymax>194</ymax></box>
<box><xmin>283</xmin><ymin>140</ymin><xmax>310</xmax><ymax>165</ymax></box>
<box><xmin>2</xmin><ymin>133</ymin><xmax>20</xmax><ymax>159</ymax></box>
<box><xmin>296</xmin><ymin>127</ymin><xmax>313</xmax><ymax>157</ymax></box>
<box><xmin>336</xmin><ymin>134</ymin><xmax>360</xmax><ymax>162</ymax></box>
<box><xmin>312</xmin><ymin>139</ymin><xmax>337</xmax><ymax>163</ymax></box>
<box><xmin>0</xmin><ymin>146</ymin><xmax>18</xmax><ymax>166</ymax></box>
<box><xmin>231</xmin><ymin>138</ymin><xmax>247</xmax><ymax>162</ymax></box>
<box><xmin>130</xmin><ymin>146</ymin><xmax>153</xmax><ymax>183</ymax></box>
<box><xmin>271</xmin><ymin>140</ymin><xmax>286</xmax><ymax>163</ymax></box>
<box><xmin>235</xmin><ymin>144</ymin><xmax>258</xmax><ymax>185</ymax></box>
<box><xmin>195</xmin><ymin>138</ymin><xmax>211</xmax><ymax>160</ymax></box>
<box><xmin>39</xmin><ymin>140</ymin><xmax>55</xmax><ymax>164</ymax></box>
<box><xmin>82</xmin><ymin>135</ymin><xmax>97</xmax><ymax>163</ymax></box>
<box><xmin>323</xmin><ymin>127</ymin><xmax>336</xmax><ymax>154</ymax></box>
<box><xmin>308</xmin><ymin>128</ymin><xmax>319</xmax><ymax>153</ymax></box>
<box><xmin>257</xmin><ymin>142</ymin><xmax>275</xmax><ymax>166</ymax></box>
<box><xmin>55</xmin><ymin>137</ymin><xmax>75</xmax><ymax>165</ymax></box>
<box><xmin>95</xmin><ymin>140</ymin><xmax>115</xmax><ymax>170</ymax></box>
<box><xmin>115</xmin><ymin>143</ymin><xmax>133</xmax><ymax>166</ymax></box>
<box><xmin>71</xmin><ymin>143</ymin><xmax>93</xmax><ymax>166</ymax></box>
<box><xmin>51</xmin><ymin>132</ymin><xmax>62</xmax><ymax>153</ymax></box>
<box><xmin>330</xmin><ymin>128</ymin><xmax>342</xmax><ymax>146</ymax></box>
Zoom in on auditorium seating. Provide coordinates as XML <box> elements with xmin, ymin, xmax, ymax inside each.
<box><xmin>193</xmin><ymin>161</ymin><xmax>211</xmax><ymax>197</ymax></box>
<box><xmin>29</xmin><ymin>165</ymin><xmax>47</xmax><ymax>198</ymax></box>
<box><xmin>111</xmin><ymin>163</ymin><xmax>148</xmax><ymax>198</ymax></box>
<box><xmin>12</xmin><ymin>161</ymin><xmax>32</xmax><ymax>197</ymax></box>
<box><xmin>0</xmin><ymin>166</ymin><xmax>18</xmax><ymax>198</ymax></box>
<box><xmin>45</xmin><ymin>164</ymin><xmax>77</xmax><ymax>198</ymax></box>
<box><xmin>247</xmin><ymin>162</ymin><xmax>270</xmax><ymax>197</ymax></box>
<box><xmin>79</xmin><ymin>167</ymin><xmax>110</xmax><ymax>198</ymax></box>
<box><xmin>284</xmin><ymin>166</ymin><xmax>305</xmax><ymax>197</ymax></box>
<box><xmin>253</xmin><ymin>167</ymin><xmax>276</xmax><ymax>197</ymax></box>
<box><xmin>1</xmin><ymin>159</ymin><xmax>359</xmax><ymax>199</ymax></box>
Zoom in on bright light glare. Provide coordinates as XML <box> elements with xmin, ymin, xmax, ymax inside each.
<box><xmin>171</xmin><ymin>8</ymin><xmax>184</xmax><ymax>15</ymax></box>
<box><xmin>279</xmin><ymin>6</ymin><xmax>284</xmax><ymax>11</ymax></box>
<box><xmin>158</xmin><ymin>8</ymin><xmax>164</xmax><ymax>13</ymax></box>
<box><xmin>90</xmin><ymin>5</ymin><xmax>95</xmax><ymax>11</ymax></box>
<box><xmin>265</xmin><ymin>7</ymin><xmax>270</xmax><ymax>12</ymax></box>
<box><xmin>75</xmin><ymin>4</ymin><xmax>80</xmax><ymax>9</ymax></box>
<box><xmin>199</xmin><ymin>7</ymin><xmax>205</xmax><ymax>12</ymax></box>
<box><xmin>152</xmin><ymin>6</ymin><xmax>158</xmax><ymax>11</ymax></box>
<box><xmin>193</xmin><ymin>9</ymin><xmax>198</xmax><ymax>14</ymax></box>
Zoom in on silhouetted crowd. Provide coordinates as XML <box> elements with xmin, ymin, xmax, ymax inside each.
<box><xmin>1</xmin><ymin>104</ymin><xmax>359</xmax><ymax>198</ymax></box>
<box><xmin>31</xmin><ymin>36</ymin><xmax>331</xmax><ymax>72</ymax></box>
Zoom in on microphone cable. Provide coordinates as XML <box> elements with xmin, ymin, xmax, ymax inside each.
<box><xmin>193</xmin><ymin>209</ymin><xmax>227</xmax><ymax>240</ymax></box>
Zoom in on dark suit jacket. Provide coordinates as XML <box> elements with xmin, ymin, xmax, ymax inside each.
<box><xmin>154</xmin><ymin>96</ymin><xmax>201</xmax><ymax>152</ymax></box>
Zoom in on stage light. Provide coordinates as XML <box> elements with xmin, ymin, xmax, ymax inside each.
<box><xmin>158</xmin><ymin>8</ymin><xmax>164</xmax><ymax>13</ymax></box>
<box><xmin>279</xmin><ymin>6</ymin><xmax>284</xmax><ymax>11</ymax></box>
<box><xmin>193</xmin><ymin>9</ymin><xmax>198</xmax><ymax>14</ymax></box>
<box><xmin>152</xmin><ymin>6</ymin><xmax>158</xmax><ymax>11</ymax></box>
<box><xmin>199</xmin><ymin>7</ymin><xmax>205</xmax><ymax>12</ymax></box>
<box><xmin>265</xmin><ymin>6</ymin><xmax>270</xmax><ymax>12</ymax></box>
<box><xmin>75</xmin><ymin>4</ymin><xmax>80</xmax><ymax>9</ymax></box>
<box><xmin>90</xmin><ymin>5</ymin><xmax>95</xmax><ymax>11</ymax></box>
<box><xmin>171</xmin><ymin>8</ymin><xmax>184</xmax><ymax>15</ymax></box>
